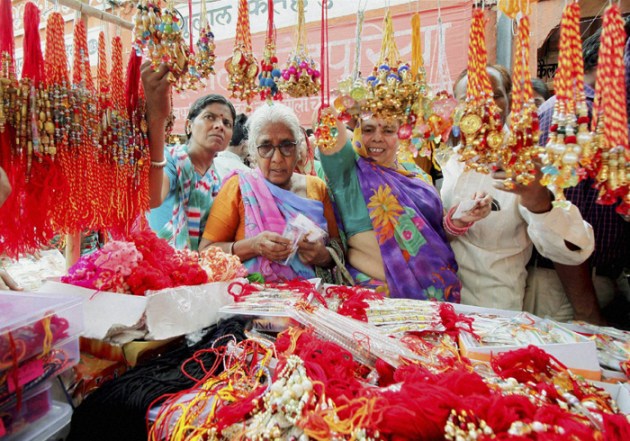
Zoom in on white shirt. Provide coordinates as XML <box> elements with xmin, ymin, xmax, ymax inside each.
<box><xmin>440</xmin><ymin>151</ymin><xmax>594</xmax><ymax>311</ymax></box>
<box><xmin>213</xmin><ymin>151</ymin><xmax>251</xmax><ymax>180</ymax></box>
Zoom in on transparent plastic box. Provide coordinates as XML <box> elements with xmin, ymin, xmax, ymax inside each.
<box><xmin>0</xmin><ymin>292</ymin><xmax>83</xmax><ymax>384</ymax></box>
<box><xmin>1</xmin><ymin>400</ymin><xmax>72</xmax><ymax>441</ymax></box>
<box><xmin>0</xmin><ymin>380</ymin><xmax>52</xmax><ymax>438</ymax></box>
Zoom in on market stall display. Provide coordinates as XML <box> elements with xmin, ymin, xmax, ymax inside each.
<box><xmin>0</xmin><ymin>0</ymin><xmax>628</xmax><ymax>439</ymax></box>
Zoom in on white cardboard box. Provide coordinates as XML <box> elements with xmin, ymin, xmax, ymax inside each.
<box><xmin>37</xmin><ymin>280</ymin><xmax>236</xmax><ymax>343</ymax></box>
<box><xmin>454</xmin><ymin>304</ymin><xmax>601</xmax><ymax>381</ymax></box>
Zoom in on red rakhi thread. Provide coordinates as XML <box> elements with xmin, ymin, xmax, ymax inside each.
<box><xmin>457</xmin><ymin>7</ymin><xmax>502</xmax><ymax>174</ymax></box>
<box><xmin>590</xmin><ymin>4</ymin><xmax>630</xmax><ymax>212</ymax></box>
<box><xmin>541</xmin><ymin>1</ymin><xmax>591</xmax><ymax>199</ymax></box>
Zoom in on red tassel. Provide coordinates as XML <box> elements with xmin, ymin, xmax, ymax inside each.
<box><xmin>125</xmin><ymin>50</ymin><xmax>142</xmax><ymax>117</ymax></box>
<box><xmin>21</xmin><ymin>3</ymin><xmax>44</xmax><ymax>83</ymax></box>
<box><xmin>0</xmin><ymin>0</ymin><xmax>25</xmax><ymax>257</ymax></box>
<box><xmin>18</xmin><ymin>2</ymin><xmax>58</xmax><ymax>255</ymax></box>
<box><xmin>0</xmin><ymin>0</ymin><xmax>15</xmax><ymax>72</ymax></box>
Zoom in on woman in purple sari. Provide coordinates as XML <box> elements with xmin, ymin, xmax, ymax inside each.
<box><xmin>319</xmin><ymin>116</ymin><xmax>489</xmax><ymax>301</ymax></box>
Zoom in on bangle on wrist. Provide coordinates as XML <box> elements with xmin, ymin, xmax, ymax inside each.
<box><xmin>229</xmin><ymin>241</ymin><xmax>236</xmax><ymax>255</ymax></box>
<box><xmin>150</xmin><ymin>158</ymin><xmax>167</xmax><ymax>168</ymax></box>
<box><xmin>444</xmin><ymin>206</ymin><xmax>473</xmax><ymax>237</ymax></box>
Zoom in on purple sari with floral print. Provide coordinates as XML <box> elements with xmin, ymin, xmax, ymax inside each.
<box><xmin>356</xmin><ymin>157</ymin><xmax>461</xmax><ymax>302</ymax></box>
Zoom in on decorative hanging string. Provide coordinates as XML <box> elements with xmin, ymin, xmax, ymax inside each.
<box><xmin>498</xmin><ymin>0</ymin><xmax>531</xmax><ymax>19</ymax></box>
<box><xmin>62</xmin><ymin>18</ymin><xmax>100</xmax><ymax>232</ymax></box>
<box><xmin>361</xmin><ymin>9</ymin><xmax>420</xmax><ymax>127</ymax></box>
<box><xmin>258</xmin><ymin>0</ymin><xmax>282</xmax><ymax>102</ymax></box>
<box><xmin>411</xmin><ymin>13</ymin><xmax>424</xmax><ymax>82</ymax></box>
<box><xmin>194</xmin><ymin>0</ymin><xmax>216</xmax><ymax>79</ymax></box>
<box><xmin>188</xmin><ymin>0</ymin><xmax>193</xmax><ymax>54</ymax></box>
<box><xmin>456</xmin><ymin>7</ymin><xmax>502</xmax><ymax>174</ymax></box>
<box><xmin>278</xmin><ymin>0</ymin><xmax>320</xmax><ymax>98</ymax></box>
<box><xmin>122</xmin><ymin>49</ymin><xmax>150</xmax><ymax>236</ymax></box>
<box><xmin>19</xmin><ymin>2</ymin><xmax>58</xmax><ymax>255</ymax></box>
<box><xmin>540</xmin><ymin>1</ymin><xmax>591</xmax><ymax>201</ymax></box>
<box><xmin>399</xmin><ymin>11</ymin><xmax>430</xmax><ymax>163</ymax></box>
<box><xmin>501</xmin><ymin>14</ymin><xmax>542</xmax><ymax>189</ymax></box>
<box><xmin>588</xmin><ymin>3</ymin><xmax>629</xmax><ymax>213</ymax></box>
<box><xmin>332</xmin><ymin>0</ymin><xmax>368</xmax><ymax>124</ymax></box>
<box><xmin>352</xmin><ymin>1</ymin><xmax>367</xmax><ymax>82</ymax></box>
<box><xmin>320</xmin><ymin>0</ymin><xmax>330</xmax><ymax>110</ymax></box>
<box><xmin>44</xmin><ymin>11</ymin><xmax>71</xmax><ymax>234</ymax></box>
<box><xmin>0</xmin><ymin>0</ymin><xmax>21</xmax><ymax>255</ymax></box>
<box><xmin>313</xmin><ymin>0</ymin><xmax>337</xmax><ymax>152</ymax></box>
<box><xmin>378</xmin><ymin>10</ymin><xmax>401</xmax><ymax>66</ymax></box>
<box><xmin>417</xmin><ymin>6</ymin><xmax>458</xmax><ymax>171</ymax></box>
<box><xmin>225</xmin><ymin>0</ymin><xmax>258</xmax><ymax>108</ymax></box>
<box><xmin>133</xmin><ymin>1</ymin><xmax>200</xmax><ymax>92</ymax></box>
<box><xmin>96</xmin><ymin>31</ymin><xmax>115</xmax><ymax>230</ymax></box>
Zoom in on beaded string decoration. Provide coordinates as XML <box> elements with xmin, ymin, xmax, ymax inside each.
<box><xmin>96</xmin><ymin>31</ymin><xmax>115</xmax><ymax>229</ymax></box>
<box><xmin>133</xmin><ymin>1</ymin><xmax>198</xmax><ymax>92</ymax></box>
<box><xmin>399</xmin><ymin>12</ymin><xmax>430</xmax><ymax>163</ymax></box>
<box><xmin>589</xmin><ymin>4</ymin><xmax>629</xmax><ymax>214</ymax></box>
<box><xmin>361</xmin><ymin>9</ymin><xmax>421</xmax><ymax>153</ymax></box>
<box><xmin>0</xmin><ymin>0</ymin><xmax>25</xmax><ymax>257</ymax></box>
<box><xmin>194</xmin><ymin>0</ymin><xmax>216</xmax><ymax>80</ymax></box>
<box><xmin>278</xmin><ymin>0</ymin><xmax>320</xmax><ymax>98</ymax></box>
<box><xmin>44</xmin><ymin>11</ymin><xmax>72</xmax><ymax>234</ymax></box>
<box><xmin>540</xmin><ymin>1</ymin><xmax>591</xmax><ymax>200</ymax></box>
<box><xmin>17</xmin><ymin>2</ymin><xmax>58</xmax><ymax>255</ymax></box>
<box><xmin>258</xmin><ymin>0</ymin><xmax>282</xmax><ymax>102</ymax></box>
<box><xmin>424</xmin><ymin>9</ymin><xmax>458</xmax><ymax>169</ymax></box>
<box><xmin>123</xmin><ymin>48</ymin><xmax>150</xmax><ymax>235</ymax></box>
<box><xmin>456</xmin><ymin>7</ymin><xmax>503</xmax><ymax>174</ymax></box>
<box><xmin>501</xmin><ymin>14</ymin><xmax>543</xmax><ymax>189</ymax></box>
<box><xmin>332</xmin><ymin>0</ymin><xmax>368</xmax><ymax>124</ymax></box>
<box><xmin>313</xmin><ymin>0</ymin><xmax>337</xmax><ymax>152</ymax></box>
<box><xmin>225</xmin><ymin>0</ymin><xmax>258</xmax><ymax>108</ymax></box>
<box><xmin>110</xmin><ymin>35</ymin><xmax>133</xmax><ymax>229</ymax></box>
<box><xmin>63</xmin><ymin>18</ymin><xmax>100</xmax><ymax>232</ymax></box>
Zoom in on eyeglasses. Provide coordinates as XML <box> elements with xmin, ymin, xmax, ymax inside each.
<box><xmin>256</xmin><ymin>141</ymin><xmax>298</xmax><ymax>158</ymax></box>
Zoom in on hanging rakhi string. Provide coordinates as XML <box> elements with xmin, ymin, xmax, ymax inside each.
<box><xmin>331</xmin><ymin>1</ymin><xmax>367</xmax><ymax>124</ymax></box>
<box><xmin>589</xmin><ymin>3</ymin><xmax>629</xmax><ymax>212</ymax></box>
<box><xmin>501</xmin><ymin>14</ymin><xmax>542</xmax><ymax>189</ymax></box>
<box><xmin>378</xmin><ymin>10</ymin><xmax>401</xmax><ymax>66</ymax></box>
<box><xmin>278</xmin><ymin>0</ymin><xmax>320</xmax><ymax>98</ymax></box>
<box><xmin>352</xmin><ymin>1</ymin><xmax>367</xmax><ymax>82</ymax></box>
<box><xmin>320</xmin><ymin>0</ymin><xmax>330</xmax><ymax>109</ymax></box>
<box><xmin>259</xmin><ymin>0</ymin><xmax>282</xmax><ymax>102</ymax></box>
<box><xmin>314</xmin><ymin>0</ymin><xmax>337</xmax><ymax>152</ymax></box>
<box><xmin>188</xmin><ymin>0</ymin><xmax>193</xmax><ymax>55</ymax></box>
<box><xmin>194</xmin><ymin>0</ymin><xmax>216</xmax><ymax>79</ymax></box>
<box><xmin>541</xmin><ymin>1</ymin><xmax>591</xmax><ymax>201</ymax></box>
<box><xmin>225</xmin><ymin>0</ymin><xmax>258</xmax><ymax>106</ymax></box>
<box><xmin>457</xmin><ymin>7</ymin><xmax>502</xmax><ymax>174</ymax></box>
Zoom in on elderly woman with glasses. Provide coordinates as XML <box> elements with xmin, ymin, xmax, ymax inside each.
<box><xmin>199</xmin><ymin>103</ymin><xmax>339</xmax><ymax>282</ymax></box>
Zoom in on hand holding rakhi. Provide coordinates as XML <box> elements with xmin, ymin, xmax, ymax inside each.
<box><xmin>492</xmin><ymin>160</ymin><xmax>552</xmax><ymax>213</ymax></box>
<box><xmin>141</xmin><ymin>61</ymin><xmax>173</xmax><ymax>123</ymax></box>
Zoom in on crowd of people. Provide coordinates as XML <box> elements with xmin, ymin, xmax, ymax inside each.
<box><xmin>1</xmin><ymin>22</ymin><xmax>628</xmax><ymax>329</ymax></box>
<box><xmin>135</xmin><ymin>21</ymin><xmax>630</xmax><ymax>326</ymax></box>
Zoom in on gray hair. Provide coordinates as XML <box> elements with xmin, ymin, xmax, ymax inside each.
<box><xmin>246</xmin><ymin>103</ymin><xmax>305</xmax><ymax>161</ymax></box>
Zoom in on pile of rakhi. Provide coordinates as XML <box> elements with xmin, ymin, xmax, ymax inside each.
<box><xmin>148</xmin><ymin>297</ymin><xmax>630</xmax><ymax>440</ymax></box>
<box><xmin>62</xmin><ymin>231</ymin><xmax>245</xmax><ymax>295</ymax></box>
